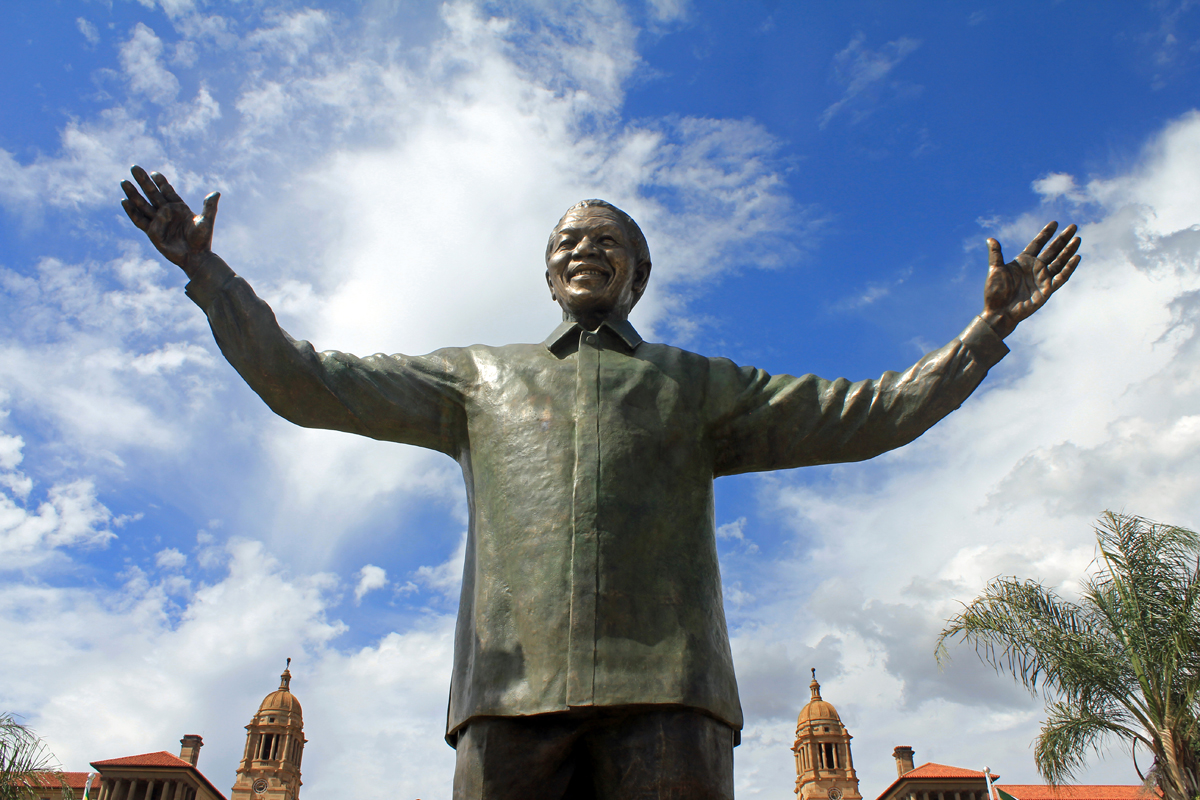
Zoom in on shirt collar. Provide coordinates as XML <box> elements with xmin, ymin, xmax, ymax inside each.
<box><xmin>543</xmin><ymin>317</ymin><xmax>644</xmax><ymax>354</ymax></box>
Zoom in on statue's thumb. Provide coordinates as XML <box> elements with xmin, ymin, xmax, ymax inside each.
<box><xmin>986</xmin><ymin>237</ymin><xmax>1003</xmax><ymax>269</ymax></box>
<box><xmin>202</xmin><ymin>191</ymin><xmax>221</xmax><ymax>222</ymax></box>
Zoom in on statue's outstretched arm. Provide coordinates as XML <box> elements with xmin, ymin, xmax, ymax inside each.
<box><xmin>119</xmin><ymin>166</ymin><xmax>467</xmax><ymax>456</ymax></box>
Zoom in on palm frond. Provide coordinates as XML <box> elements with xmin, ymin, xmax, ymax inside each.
<box><xmin>0</xmin><ymin>714</ymin><xmax>73</xmax><ymax>800</ymax></box>
<box><xmin>939</xmin><ymin>513</ymin><xmax>1200</xmax><ymax>800</ymax></box>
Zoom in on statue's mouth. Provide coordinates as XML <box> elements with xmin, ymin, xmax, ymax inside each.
<box><xmin>567</xmin><ymin>262</ymin><xmax>610</xmax><ymax>284</ymax></box>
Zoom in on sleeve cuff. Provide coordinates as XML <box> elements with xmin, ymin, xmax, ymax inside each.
<box><xmin>959</xmin><ymin>315</ymin><xmax>1010</xmax><ymax>368</ymax></box>
<box><xmin>183</xmin><ymin>252</ymin><xmax>237</xmax><ymax>310</ymax></box>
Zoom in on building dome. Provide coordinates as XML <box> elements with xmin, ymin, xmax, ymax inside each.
<box><xmin>797</xmin><ymin>673</ymin><xmax>841</xmax><ymax>724</ymax></box>
<box><xmin>257</xmin><ymin>667</ymin><xmax>302</xmax><ymax>718</ymax></box>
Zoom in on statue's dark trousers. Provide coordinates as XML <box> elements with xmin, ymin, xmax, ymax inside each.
<box><xmin>452</xmin><ymin>706</ymin><xmax>736</xmax><ymax>799</ymax></box>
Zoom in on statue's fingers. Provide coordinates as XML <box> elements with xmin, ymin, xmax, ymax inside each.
<box><xmin>151</xmin><ymin>171</ymin><xmax>184</xmax><ymax>204</ymax></box>
<box><xmin>121</xmin><ymin>199</ymin><xmax>150</xmax><ymax>231</ymax></box>
<box><xmin>120</xmin><ymin>179</ymin><xmax>156</xmax><ymax>218</ymax></box>
<box><xmin>1049</xmin><ymin>236</ymin><xmax>1081</xmax><ymax>273</ymax></box>
<box><xmin>131</xmin><ymin>165</ymin><xmax>168</xmax><ymax>208</ymax></box>
<box><xmin>1021</xmin><ymin>221</ymin><xmax>1059</xmax><ymax>258</ymax></box>
<box><xmin>987</xmin><ymin>237</ymin><xmax>1005</xmax><ymax>270</ymax></box>
<box><xmin>1040</xmin><ymin>223</ymin><xmax>1078</xmax><ymax>264</ymax></box>
<box><xmin>1048</xmin><ymin>254</ymin><xmax>1080</xmax><ymax>292</ymax></box>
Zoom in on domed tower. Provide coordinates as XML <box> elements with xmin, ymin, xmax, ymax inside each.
<box><xmin>793</xmin><ymin>670</ymin><xmax>862</xmax><ymax>800</ymax></box>
<box><xmin>231</xmin><ymin>661</ymin><xmax>306</xmax><ymax>800</ymax></box>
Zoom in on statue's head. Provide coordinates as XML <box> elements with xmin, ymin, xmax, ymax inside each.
<box><xmin>545</xmin><ymin>200</ymin><xmax>652</xmax><ymax>329</ymax></box>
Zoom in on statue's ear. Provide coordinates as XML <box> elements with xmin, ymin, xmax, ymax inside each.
<box><xmin>632</xmin><ymin>261</ymin><xmax>652</xmax><ymax>301</ymax></box>
<box><xmin>545</xmin><ymin>269</ymin><xmax>557</xmax><ymax>302</ymax></box>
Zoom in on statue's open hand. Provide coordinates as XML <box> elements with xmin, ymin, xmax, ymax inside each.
<box><xmin>982</xmin><ymin>221</ymin><xmax>1080</xmax><ymax>339</ymax></box>
<box><xmin>121</xmin><ymin>165</ymin><xmax>219</xmax><ymax>276</ymax></box>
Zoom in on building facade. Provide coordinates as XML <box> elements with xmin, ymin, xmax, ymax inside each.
<box><xmin>795</xmin><ymin>680</ymin><xmax>1151</xmax><ymax>800</ymax></box>
<box><xmin>89</xmin><ymin>738</ymin><xmax>226</xmax><ymax>800</ymax></box>
<box><xmin>19</xmin><ymin>666</ymin><xmax>306</xmax><ymax>800</ymax></box>
<box><xmin>876</xmin><ymin>754</ymin><xmax>1153</xmax><ymax>800</ymax></box>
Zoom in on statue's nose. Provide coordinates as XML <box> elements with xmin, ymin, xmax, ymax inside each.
<box><xmin>573</xmin><ymin>235</ymin><xmax>600</xmax><ymax>256</ymax></box>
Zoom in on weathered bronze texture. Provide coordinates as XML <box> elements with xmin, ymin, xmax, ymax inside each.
<box><xmin>121</xmin><ymin>166</ymin><xmax>1080</xmax><ymax>795</ymax></box>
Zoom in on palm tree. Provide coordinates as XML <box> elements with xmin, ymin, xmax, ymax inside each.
<box><xmin>0</xmin><ymin>714</ymin><xmax>73</xmax><ymax>800</ymax></box>
<box><xmin>937</xmin><ymin>512</ymin><xmax>1200</xmax><ymax>800</ymax></box>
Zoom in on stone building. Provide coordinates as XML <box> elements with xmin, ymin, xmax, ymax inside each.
<box><xmin>794</xmin><ymin>679</ymin><xmax>1152</xmax><ymax>800</ymax></box>
<box><xmin>793</xmin><ymin>670</ymin><xmax>863</xmax><ymax>800</ymax></box>
<box><xmin>88</xmin><ymin>737</ymin><xmax>226</xmax><ymax>800</ymax></box>
<box><xmin>229</xmin><ymin>663</ymin><xmax>306</xmax><ymax>800</ymax></box>
<box><xmin>876</xmin><ymin>759</ymin><xmax>1005</xmax><ymax>800</ymax></box>
<box><xmin>20</xmin><ymin>665</ymin><xmax>306</xmax><ymax>800</ymax></box>
<box><xmin>877</xmin><ymin>752</ymin><xmax>1152</xmax><ymax>800</ymax></box>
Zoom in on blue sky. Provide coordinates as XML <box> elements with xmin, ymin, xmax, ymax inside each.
<box><xmin>3</xmin><ymin>1</ymin><xmax>1200</xmax><ymax>798</ymax></box>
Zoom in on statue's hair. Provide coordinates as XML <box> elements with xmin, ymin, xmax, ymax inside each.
<box><xmin>546</xmin><ymin>199</ymin><xmax>651</xmax><ymax>268</ymax></box>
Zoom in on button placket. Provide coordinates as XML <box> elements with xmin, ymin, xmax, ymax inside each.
<box><xmin>566</xmin><ymin>328</ymin><xmax>601</xmax><ymax>706</ymax></box>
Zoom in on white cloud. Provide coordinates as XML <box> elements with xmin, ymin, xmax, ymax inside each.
<box><xmin>165</xmin><ymin>85</ymin><xmax>221</xmax><ymax>139</ymax></box>
<box><xmin>0</xmin><ymin>252</ymin><xmax>217</xmax><ymax>456</ymax></box>
<box><xmin>1032</xmin><ymin>171</ymin><xmax>1087</xmax><ymax>204</ymax></box>
<box><xmin>0</xmin><ymin>110</ymin><xmax>167</xmax><ymax>215</ymax></box>
<box><xmin>820</xmin><ymin>33</ymin><xmax>922</xmax><ymax>129</ymax></box>
<box><xmin>0</xmin><ymin>418</ymin><xmax>117</xmax><ymax>570</ymax></box>
<box><xmin>413</xmin><ymin>534</ymin><xmax>468</xmax><ymax>600</ymax></box>
<box><xmin>1</xmin><ymin>539</ymin><xmax>345</xmax><ymax>781</ymax></box>
<box><xmin>121</xmin><ymin>23</ymin><xmax>182</xmax><ymax>105</ymax></box>
<box><xmin>646</xmin><ymin>0</ymin><xmax>690</xmax><ymax>23</ymax></box>
<box><xmin>0</xmin><ymin>477</ymin><xmax>116</xmax><ymax>570</ymax></box>
<box><xmin>353</xmin><ymin>564</ymin><xmax>387</xmax><ymax>602</ymax></box>
<box><xmin>156</xmin><ymin>547</ymin><xmax>187</xmax><ymax>569</ymax></box>
<box><xmin>77</xmin><ymin>18</ymin><xmax>100</xmax><ymax>45</ymax></box>
<box><xmin>243</xmin><ymin>9</ymin><xmax>331</xmax><ymax>64</ymax></box>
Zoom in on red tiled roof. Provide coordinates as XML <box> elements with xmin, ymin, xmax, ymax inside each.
<box><xmin>89</xmin><ymin>751</ymin><xmax>228</xmax><ymax>800</ymax></box>
<box><xmin>91</xmin><ymin>752</ymin><xmax>192</xmax><ymax>768</ymax></box>
<box><xmin>876</xmin><ymin>761</ymin><xmax>1150</xmax><ymax>800</ymax></box>
<box><xmin>876</xmin><ymin>762</ymin><xmax>995</xmax><ymax>800</ymax></box>
<box><xmin>13</xmin><ymin>771</ymin><xmax>95</xmax><ymax>790</ymax></box>
<box><xmin>906</xmin><ymin>763</ymin><xmax>991</xmax><ymax>780</ymax></box>
<box><xmin>62</xmin><ymin>772</ymin><xmax>95</xmax><ymax>790</ymax></box>
<box><xmin>997</xmin><ymin>785</ymin><xmax>1153</xmax><ymax>800</ymax></box>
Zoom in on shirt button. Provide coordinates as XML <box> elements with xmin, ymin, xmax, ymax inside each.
<box><xmin>582</xmin><ymin>333</ymin><xmax>598</xmax><ymax>346</ymax></box>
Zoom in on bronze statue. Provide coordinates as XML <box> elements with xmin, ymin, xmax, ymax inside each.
<box><xmin>121</xmin><ymin>165</ymin><xmax>1079</xmax><ymax>800</ymax></box>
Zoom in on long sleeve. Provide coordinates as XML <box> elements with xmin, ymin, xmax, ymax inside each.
<box><xmin>184</xmin><ymin>252</ymin><xmax>470</xmax><ymax>457</ymax></box>
<box><xmin>709</xmin><ymin>317</ymin><xmax>1009</xmax><ymax>477</ymax></box>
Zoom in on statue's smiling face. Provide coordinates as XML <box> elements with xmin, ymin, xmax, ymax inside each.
<box><xmin>545</xmin><ymin>208</ymin><xmax>650</xmax><ymax>329</ymax></box>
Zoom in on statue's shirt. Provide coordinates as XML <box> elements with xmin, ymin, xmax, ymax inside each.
<box><xmin>185</xmin><ymin>254</ymin><xmax>1009</xmax><ymax>743</ymax></box>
